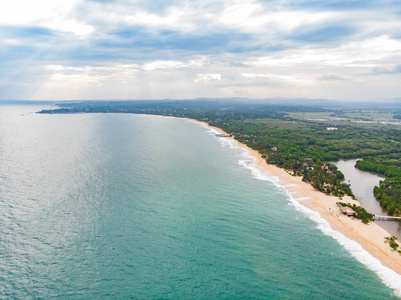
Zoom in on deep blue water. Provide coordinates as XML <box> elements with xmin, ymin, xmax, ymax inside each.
<box><xmin>0</xmin><ymin>105</ymin><xmax>397</xmax><ymax>298</ymax></box>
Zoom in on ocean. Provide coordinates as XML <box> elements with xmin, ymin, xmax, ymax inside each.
<box><xmin>0</xmin><ymin>105</ymin><xmax>398</xmax><ymax>298</ymax></box>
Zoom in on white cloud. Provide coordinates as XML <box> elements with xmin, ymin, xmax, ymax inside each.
<box><xmin>80</xmin><ymin>1</ymin><xmax>213</xmax><ymax>33</ymax></box>
<box><xmin>143</xmin><ymin>60</ymin><xmax>188</xmax><ymax>71</ymax></box>
<box><xmin>0</xmin><ymin>0</ymin><xmax>93</xmax><ymax>36</ymax></box>
<box><xmin>250</xmin><ymin>36</ymin><xmax>401</xmax><ymax>69</ymax></box>
<box><xmin>316</xmin><ymin>74</ymin><xmax>348</xmax><ymax>81</ymax></box>
<box><xmin>194</xmin><ymin>73</ymin><xmax>221</xmax><ymax>82</ymax></box>
<box><xmin>45</xmin><ymin>64</ymin><xmax>140</xmax><ymax>81</ymax></box>
<box><xmin>42</xmin><ymin>19</ymin><xmax>94</xmax><ymax>36</ymax></box>
<box><xmin>4</xmin><ymin>39</ymin><xmax>24</xmax><ymax>45</ymax></box>
<box><xmin>219</xmin><ymin>1</ymin><xmax>339</xmax><ymax>33</ymax></box>
<box><xmin>0</xmin><ymin>0</ymin><xmax>78</xmax><ymax>24</ymax></box>
<box><xmin>241</xmin><ymin>73</ymin><xmax>312</xmax><ymax>87</ymax></box>
<box><xmin>142</xmin><ymin>58</ymin><xmax>205</xmax><ymax>71</ymax></box>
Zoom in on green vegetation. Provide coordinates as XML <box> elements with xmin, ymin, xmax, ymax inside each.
<box><xmin>338</xmin><ymin>202</ymin><xmax>374</xmax><ymax>224</ymax></box>
<box><xmin>38</xmin><ymin>99</ymin><xmax>401</xmax><ymax>216</ymax></box>
<box><xmin>390</xmin><ymin>242</ymin><xmax>399</xmax><ymax>250</ymax></box>
<box><xmin>356</xmin><ymin>153</ymin><xmax>401</xmax><ymax>178</ymax></box>
<box><xmin>214</xmin><ymin>116</ymin><xmax>399</xmax><ymax>202</ymax></box>
<box><xmin>373</xmin><ymin>180</ymin><xmax>401</xmax><ymax>216</ymax></box>
<box><xmin>385</xmin><ymin>236</ymin><xmax>400</xmax><ymax>252</ymax></box>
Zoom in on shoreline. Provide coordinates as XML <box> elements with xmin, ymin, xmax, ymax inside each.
<box><xmin>189</xmin><ymin>118</ymin><xmax>401</xmax><ymax>293</ymax></box>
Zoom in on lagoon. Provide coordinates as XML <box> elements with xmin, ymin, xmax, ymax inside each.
<box><xmin>334</xmin><ymin>159</ymin><xmax>401</xmax><ymax>237</ymax></box>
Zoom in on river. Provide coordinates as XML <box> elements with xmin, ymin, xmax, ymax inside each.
<box><xmin>334</xmin><ymin>159</ymin><xmax>401</xmax><ymax>238</ymax></box>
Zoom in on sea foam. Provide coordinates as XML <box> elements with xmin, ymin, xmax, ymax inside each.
<box><xmin>205</xmin><ymin>126</ymin><xmax>401</xmax><ymax>296</ymax></box>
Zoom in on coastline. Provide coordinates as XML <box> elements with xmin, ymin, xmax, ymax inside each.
<box><xmin>190</xmin><ymin>118</ymin><xmax>401</xmax><ymax>292</ymax></box>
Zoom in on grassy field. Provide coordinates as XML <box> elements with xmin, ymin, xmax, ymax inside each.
<box><xmin>288</xmin><ymin>112</ymin><xmax>400</xmax><ymax>128</ymax></box>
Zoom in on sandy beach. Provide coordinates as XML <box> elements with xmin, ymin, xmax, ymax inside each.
<box><xmin>193</xmin><ymin>119</ymin><xmax>401</xmax><ymax>278</ymax></box>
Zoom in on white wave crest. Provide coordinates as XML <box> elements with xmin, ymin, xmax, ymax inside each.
<box><xmin>197</xmin><ymin>122</ymin><xmax>238</xmax><ymax>148</ymax></box>
<box><xmin>219</xmin><ymin>137</ymin><xmax>237</xmax><ymax>148</ymax></box>
<box><xmin>225</xmin><ymin>136</ymin><xmax>401</xmax><ymax>296</ymax></box>
<box><xmin>287</xmin><ymin>194</ymin><xmax>401</xmax><ymax>296</ymax></box>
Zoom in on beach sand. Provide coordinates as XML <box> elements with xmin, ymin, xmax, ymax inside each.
<box><xmin>194</xmin><ymin>120</ymin><xmax>401</xmax><ymax>277</ymax></box>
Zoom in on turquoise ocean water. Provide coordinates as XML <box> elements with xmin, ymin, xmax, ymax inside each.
<box><xmin>0</xmin><ymin>105</ymin><xmax>399</xmax><ymax>298</ymax></box>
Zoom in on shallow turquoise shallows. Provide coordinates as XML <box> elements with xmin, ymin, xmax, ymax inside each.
<box><xmin>0</xmin><ymin>105</ymin><xmax>396</xmax><ymax>298</ymax></box>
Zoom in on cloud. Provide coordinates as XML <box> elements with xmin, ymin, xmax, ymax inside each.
<box><xmin>194</xmin><ymin>73</ymin><xmax>221</xmax><ymax>82</ymax></box>
<box><xmin>0</xmin><ymin>0</ymin><xmax>92</xmax><ymax>36</ymax></box>
<box><xmin>316</xmin><ymin>74</ymin><xmax>348</xmax><ymax>81</ymax></box>
<box><xmin>0</xmin><ymin>0</ymin><xmax>400</xmax><ymax>101</ymax></box>
<box><xmin>0</xmin><ymin>0</ymin><xmax>78</xmax><ymax>24</ymax></box>
<box><xmin>287</xmin><ymin>25</ymin><xmax>355</xmax><ymax>44</ymax></box>
<box><xmin>104</xmin><ymin>27</ymin><xmax>255</xmax><ymax>53</ymax></box>
<box><xmin>1</xmin><ymin>26</ymin><xmax>55</xmax><ymax>38</ymax></box>
<box><xmin>371</xmin><ymin>64</ymin><xmax>401</xmax><ymax>75</ymax></box>
<box><xmin>287</xmin><ymin>0</ymin><xmax>396</xmax><ymax>11</ymax></box>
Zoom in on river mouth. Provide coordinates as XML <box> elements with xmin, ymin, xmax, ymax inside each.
<box><xmin>333</xmin><ymin>159</ymin><xmax>401</xmax><ymax>237</ymax></box>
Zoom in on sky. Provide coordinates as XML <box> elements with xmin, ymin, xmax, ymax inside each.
<box><xmin>1</xmin><ymin>0</ymin><xmax>400</xmax><ymax>101</ymax></box>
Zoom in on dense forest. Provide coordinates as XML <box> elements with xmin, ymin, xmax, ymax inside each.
<box><xmin>38</xmin><ymin>99</ymin><xmax>401</xmax><ymax>216</ymax></box>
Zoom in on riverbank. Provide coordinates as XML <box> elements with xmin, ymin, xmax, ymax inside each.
<box><xmin>190</xmin><ymin>119</ymin><xmax>401</xmax><ymax>286</ymax></box>
<box><xmin>334</xmin><ymin>159</ymin><xmax>401</xmax><ymax>238</ymax></box>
